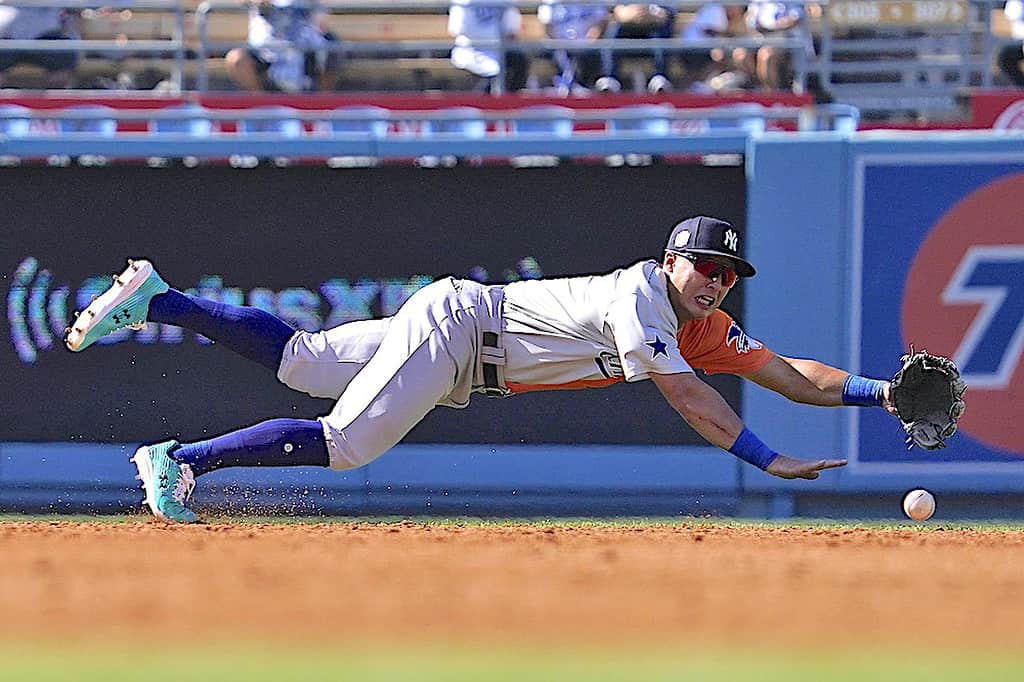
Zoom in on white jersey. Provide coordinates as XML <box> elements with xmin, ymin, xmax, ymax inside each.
<box><xmin>0</xmin><ymin>7</ymin><xmax>66</xmax><ymax>39</ymax></box>
<box><xmin>501</xmin><ymin>260</ymin><xmax>692</xmax><ymax>391</ymax></box>
<box><xmin>248</xmin><ymin>0</ymin><xmax>325</xmax><ymax>47</ymax></box>
<box><xmin>1007</xmin><ymin>0</ymin><xmax>1024</xmax><ymax>40</ymax></box>
<box><xmin>537</xmin><ymin>1</ymin><xmax>608</xmax><ymax>40</ymax></box>
<box><xmin>448</xmin><ymin>0</ymin><xmax>522</xmax><ymax>40</ymax></box>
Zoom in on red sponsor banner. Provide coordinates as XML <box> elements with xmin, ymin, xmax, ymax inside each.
<box><xmin>970</xmin><ymin>89</ymin><xmax>1024</xmax><ymax>130</ymax></box>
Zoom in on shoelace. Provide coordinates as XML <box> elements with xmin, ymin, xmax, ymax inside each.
<box><xmin>172</xmin><ymin>463</ymin><xmax>196</xmax><ymax>504</ymax></box>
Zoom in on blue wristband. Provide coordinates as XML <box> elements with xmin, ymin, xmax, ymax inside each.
<box><xmin>842</xmin><ymin>374</ymin><xmax>886</xmax><ymax>407</ymax></box>
<box><xmin>728</xmin><ymin>427</ymin><xmax>779</xmax><ymax>470</ymax></box>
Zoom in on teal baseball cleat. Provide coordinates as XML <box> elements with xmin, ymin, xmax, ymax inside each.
<box><xmin>65</xmin><ymin>259</ymin><xmax>168</xmax><ymax>352</ymax></box>
<box><xmin>132</xmin><ymin>440</ymin><xmax>197</xmax><ymax>523</ymax></box>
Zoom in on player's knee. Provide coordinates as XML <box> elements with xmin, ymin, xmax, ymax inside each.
<box><xmin>319</xmin><ymin>416</ymin><xmax>385</xmax><ymax>471</ymax></box>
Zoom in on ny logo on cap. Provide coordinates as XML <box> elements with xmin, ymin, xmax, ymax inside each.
<box><xmin>673</xmin><ymin>230</ymin><xmax>690</xmax><ymax>249</ymax></box>
<box><xmin>724</xmin><ymin>229</ymin><xmax>738</xmax><ymax>252</ymax></box>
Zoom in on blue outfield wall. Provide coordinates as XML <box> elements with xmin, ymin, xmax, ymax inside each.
<box><xmin>744</xmin><ymin>131</ymin><xmax>1024</xmax><ymax>500</ymax></box>
<box><xmin>0</xmin><ymin>442</ymin><xmax>739</xmax><ymax>517</ymax></box>
<box><xmin>5</xmin><ymin>130</ymin><xmax>1024</xmax><ymax>517</ymax></box>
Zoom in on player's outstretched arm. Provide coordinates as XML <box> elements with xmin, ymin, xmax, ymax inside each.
<box><xmin>650</xmin><ymin>372</ymin><xmax>846</xmax><ymax>480</ymax></box>
<box><xmin>745</xmin><ymin>356</ymin><xmax>894</xmax><ymax>413</ymax></box>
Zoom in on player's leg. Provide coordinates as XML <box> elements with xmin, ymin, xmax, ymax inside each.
<box><xmin>277</xmin><ymin>318</ymin><xmax>390</xmax><ymax>399</ymax></box>
<box><xmin>317</xmin><ymin>280</ymin><xmax>472</xmax><ymax>470</ymax></box>
<box><xmin>133</xmin><ymin>418</ymin><xmax>329</xmax><ymax>523</ymax></box>
<box><xmin>133</xmin><ymin>280</ymin><xmax>468</xmax><ymax>523</ymax></box>
<box><xmin>135</xmin><ymin>322</ymin><xmax>450</xmax><ymax>523</ymax></box>
<box><xmin>147</xmin><ymin>288</ymin><xmax>295</xmax><ymax>372</ymax></box>
<box><xmin>65</xmin><ymin>259</ymin><xmax>294</xmax><ymax>372</ymax></box>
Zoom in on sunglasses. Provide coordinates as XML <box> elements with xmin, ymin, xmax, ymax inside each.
<box><xmin>681</xmin><ymin>253</ymin><xmax>738</xmax><ymax>288</ymax></box>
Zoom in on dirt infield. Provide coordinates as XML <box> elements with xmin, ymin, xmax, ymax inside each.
<box><xmin>2</xmin><ymin>520</ymin><xmax>1022</xmax><ymax>647</ymax></box>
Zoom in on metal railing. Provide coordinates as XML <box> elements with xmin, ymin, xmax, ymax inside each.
<box><xmin>0</xmin><ymin>0</ymin><xmax>187</xmax><ymax>91</ymax></box>
<box><xmin>0</xmin><ymin>102</ymin><xmax>860</xmax><ymax>160</ymax></box>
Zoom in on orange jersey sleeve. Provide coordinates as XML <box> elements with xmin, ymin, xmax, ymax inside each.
<box><xmin>676</xmin><ymin>309</ymin><xmax>775</xmax><ymax>375</ymax></box>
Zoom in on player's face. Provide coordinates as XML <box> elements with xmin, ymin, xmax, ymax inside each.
<box><xmin>663</xmin><ymin>252</ymin><xmax>737</xmax><ymax>322</ymax></box>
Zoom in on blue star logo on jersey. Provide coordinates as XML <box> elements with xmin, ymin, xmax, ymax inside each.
<box><xmin>646</xmin><ymin>336</ymin><xmax>668</xmax><ymax>359</ymax></box>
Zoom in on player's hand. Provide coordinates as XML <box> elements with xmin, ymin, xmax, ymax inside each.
<box><xmin>881</xmin><ymin>381</ymin><xmax>900</xmax><ymax>417</ymax></box>
<box><xmin>765</xmin><ymin>454</ymin><xmax>847</xmax><ymax>480</ymax></box>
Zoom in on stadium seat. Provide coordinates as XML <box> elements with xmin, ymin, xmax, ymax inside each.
<box><xmin>705</xmin><ymin>103</ymin><xmax>767</xmax><ymax>134</ymax></box>
<box><xmin>420</xmin><ymin>107</ymin><xmax>487</xmax><ymax>138</ymax></box>
<box><xmin>605</xmin><ymin>104</ymin><xmax>673</xmax><ymax>136</ymax></box>
<box><xmin>416</xmin><ymin>106</ymin><xmax>487</xmax><ymax>168</ymax></box>
<box><xmin>315</xmin><ymin>105</ymin><xmax>390</xmax><ymax>137</ymax></box>
<box><xmin>234</xmin><ymin>106</ymin><xmax>304</xmax><ymax>168</ymax></box>
<box><xmin>147</xmin><ymin>104</ymin><xmax>217</xmax><ymax>168</ymax></box>
<box><xmin>0</xmin><ymin>104</ymin><xmax>32</xmax><ymax>137</ymax></box>
<box><xmin>507</xmin><ymin>105</ymin><xmax>574</xmax><ymax>137</ymax></box>
<box><xmin>57</xmin><ymin>105</ymin><xmax>118</xmax><ymax>135</ymax></box>
<box><xmin>603</xmin><ymin>104</ymin><xmax>674</xmax><ymax>168</ymax></box>
<box><xmin>313</xmin><ymin>105</ymin><xmax>390</xmax><ymax>169</ymax></box>
<box><xmin>147</xmin><ymin>103</ymin><xmax>217</xmax><ymax>136</ymax></box>
<box><xmin>44</xmin><ymin>105</ymin><xmax>119</xmax><ymax>167</ymax></box>
<box><xmin>236</xmin><ymin>106</ymin><xmax>304</xmax><ymax>137</ymax></box>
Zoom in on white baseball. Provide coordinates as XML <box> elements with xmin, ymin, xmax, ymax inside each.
<box><xmin>902</xmin><ymin>489</ymin><xmax>936</xmax><ymax>521</ymax></box>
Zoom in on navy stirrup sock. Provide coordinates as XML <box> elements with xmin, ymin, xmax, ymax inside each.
<box><xmin>148</xmin><ymin>289</ymin><xmax>295</xmax><ymax>372</ymax></box>
<box><xmin>172</xmin><ymin>418</ymin><xmax>330</xmax><ymax>476</ymax></box>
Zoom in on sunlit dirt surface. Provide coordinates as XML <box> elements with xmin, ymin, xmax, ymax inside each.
<box><xmin>2</xmin><ymin>520</ymin><xmax>1022</xmax><ymax>648</ymax></box>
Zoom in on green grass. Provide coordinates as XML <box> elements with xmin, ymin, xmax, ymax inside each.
<box><xmin>2</xmin><ymin>643</ymin><xmax>1022</xmax><ymax>682</ymax></box>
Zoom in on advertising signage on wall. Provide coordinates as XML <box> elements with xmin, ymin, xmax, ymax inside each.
<box><xmin>2</xmin><ymin>164</ymin><xmax>747</xmax><ymax>445</ymax></box>
<box><xmin>851</xmin><ymin>155</ymin><xmax>1024</xmax><ymax>471</ymax></box>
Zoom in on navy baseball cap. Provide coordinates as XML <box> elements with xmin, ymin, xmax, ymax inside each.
<box><xmin>665</xmin><ymin>216</ymin><xmax>756</xmax><ymax>277</ymax></box>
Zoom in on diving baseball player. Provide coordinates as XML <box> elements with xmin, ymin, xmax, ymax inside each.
<box><xmin>68</xmin><ymin>216</ymin><xmax>894</xmax><ymax>523</ymax></box>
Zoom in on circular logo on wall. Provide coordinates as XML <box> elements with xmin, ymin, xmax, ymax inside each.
<box><xmin>993</xmin><ymin>99</ymin><xmax>1024</xmax><ymax>130</ymax></box>
<box><xmin>901</xmin><ymin>172</ymin><xmax>1024</xmax><ymax>454</ymax></box>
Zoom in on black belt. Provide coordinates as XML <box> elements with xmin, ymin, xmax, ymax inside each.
<box><xmin>481</xmin><ymin>331</ymin><xmax>505</xmax><ymax>396</ymax></box>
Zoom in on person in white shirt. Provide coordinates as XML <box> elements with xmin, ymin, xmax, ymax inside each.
<box><xmin>225</xmin><ymin>0</ymin><xmax>341</xmax><ymax>92</ymax></box>
<box><xmin>448</xmin><ymin>0</ymin><xmax>528</xmax><ymax>92</ymax></box>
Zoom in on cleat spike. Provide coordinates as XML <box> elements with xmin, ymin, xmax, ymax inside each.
<box><xmin>64</xmin><ymin>326</ymin><xmax>71</xmax><ymax>334</ymax></box>
<box><xmin>72</xmin><ymin>310</ymin><xmax>79</xmax><ymax>318</ymax></box>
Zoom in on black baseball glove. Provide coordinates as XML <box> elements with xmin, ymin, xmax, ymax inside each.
<box><xmin>889</xmin><ymin>348</ymin><xmax>967</xmax><ymax>450</ymax></box>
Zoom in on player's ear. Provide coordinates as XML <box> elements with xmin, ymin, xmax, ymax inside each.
<box><xmin>663</xmin><ymin>251</ymin><xmax>677</xmax><ymax>270</ymax></box>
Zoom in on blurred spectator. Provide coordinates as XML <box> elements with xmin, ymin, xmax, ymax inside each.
<box><xmin>597</xmin><ymin>4</ymin><xmax>676</xmax><ymax>93</ymax></box>
<box><xmin>999</xmin><ymin>0</ymin><xmax>1024</xmax><ymax>86</ymax></box>
<box><xmin>679</xmin><ymin>3</ymin><xmax>755</xmax><ymax>92</ymax></box>
<box><xmin>0</xmin><ymin>4</ymin><xmax>80</xmax><ymax>88</ymax></box>
<box><xmin>745</xmin><ymin>1</ymin><xmax>814</xmax><ymax>91</ymax></box>
<box><xmin>448</xmin><ymin>0</ymin><xmax>528</xmax><ymax>93</ymax></box>
<box><xmin>225</xmin><ymin>0</ymin><xmax>342</xmax><ymax>93</ymax></box>
<box><xmin>537</xmin><ymin>1</ymin><xmax>609</xmax><ymax>94</ymax></box>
